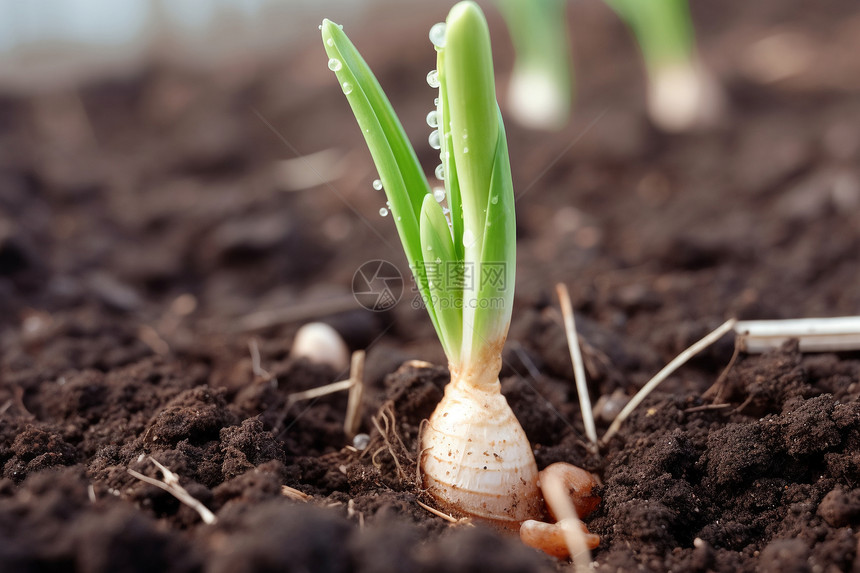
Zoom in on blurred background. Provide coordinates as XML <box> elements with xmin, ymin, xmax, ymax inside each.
<box><xmin>1</xmin><ymin>0</ymin><xmax>858</xmax><ymax>375</ymax></box>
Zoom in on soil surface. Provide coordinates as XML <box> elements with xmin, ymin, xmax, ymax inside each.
<box><xmin>2</xmin><ymin>0</ymin><xmax>860</xmax><ymax>571</ymax></box>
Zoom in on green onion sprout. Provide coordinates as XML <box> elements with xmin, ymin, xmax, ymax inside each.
<box><xmin>605</xmin><ymin>0</ymin><xmax>723</xmax><ymax>131</ymax></box>
<box><xmin>321</xmin><ymin>1</ymin><xmax>543</xmax><ymax>525</ymax></box>
<box><xmin>496</xmin><ymin>0</ymin><xmax>574</xmax><ymax>130</ymax></box>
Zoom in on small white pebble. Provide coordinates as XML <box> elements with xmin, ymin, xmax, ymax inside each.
<box><xmin>353</xmin><ymin>433</ymin><xmax>371</xmax><ymax>450</ymax></box>
<box><xmin>291</xmin><ymin>322</ymin><xmax>349</xmax><ymax>371</ymax></box>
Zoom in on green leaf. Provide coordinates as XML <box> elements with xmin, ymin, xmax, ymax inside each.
<box><xmin>463</xmin><ymin>109</ymin><xmax>516</xmax><ymax>362</ymax></box>
<box><xmin>419</xmin><ymin>195</ymin><xmax>462</xmax><ymax>362</ymax></box>
<box><xmin>442</xmin><ymin>1</ymin><xmax>498</xmax><ymax>261</ymax></box>
<box><xmin>439</xmin><ymin>3</ymin><xmax>517</xmax><ymax>365</ymax></box>
<box><xmin>496</xmin><ymin>0</ymin><xmax>573</xmax><ymax>130</ymax></box>
<box><xmin>436</xmin><ymin>48</ymin><xmax>464</xmax><ymax>261</ymax></box>
<box><xmin>604</xmin><ymin>0</ymin><xmax>694</xmax><ymax>71</ymax></box>
<box><xmin>321</xmin><ymin>19</ymin><xmax>442</xmax><ymax>339</ymax></box>
<box><xmin>322</xmin><ymin>2</ymin><xmax>518</xmax><ymax>376</ymax></box>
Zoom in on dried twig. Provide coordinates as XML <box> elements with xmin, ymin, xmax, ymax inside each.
<box><xmin>601</xmin><ymin>319</ymin><xmax>736</xmax><ymax>445</ymax></box>
<box><xmin>734</xmin><ymin>316</ymin><xmax>860</xmax><ymax>353</ymax></box>
<box><xmin>556</xmin><ymin>283</ymin><xmax>598</xmax><ymax>447</ymax></box>
<box><xmin>287</xmin><ymin>379</ymin><xmax>354</xmax><ymax>403</ymax></box>
<box><xmin>128</xmin><ymin>457</ymin><xmax>217</xmax><ymax>525</ymax></box>
<box><xmin>287</xmin><ymin>350</ymin><xmax>366</xmax><ymax>438</ymax></box>
<box><xmin>344</xmin><ymin>351</ymin><xmax>366</xmax><ymax>437</ymax></box>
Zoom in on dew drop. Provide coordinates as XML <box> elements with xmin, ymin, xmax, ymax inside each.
<box><xmin>318</xmin><ymin>24</ymin><xmax>323</xmax><ymax>30</ymax></box>
<box><xmin>353</xmin><ymin>433</ymin><xmax>370</xmax><ymax>450</ymax></box>
<box><xmin>428</xmin><ymin>130</ymin><xmax>441</xmax><ymax>150</ymax></box>
<box><xmin>328</xmin><ymin>58</ymin><xmax>342</xmax><ymax>71</ymax></box>
<box><xmin>426</xmin><ymin>245</ymin><xmax>433</xmax><ymax>251</ymax></box>
<box><xmin>429</xmin><ymin>22</ymin><xmax>447</xmax><ymax>48</ymax></box>
<box><xmin>379</xmin><ymin>207</ymin><xmax>389</xmax><ymax>217</ymax></box>
<box><xmin>326</xmin><ymin>38</ymin><xmax>333</xmax><ymax>47</ymax></box>
<box><xmin>426</xmin><ymin>70</ymin><xmax>440</xmax><ymax>88</ymax></box>
<box><xmin>341</xmin><ymin>81</ymin><xmax>353</xmax><ymax>94</ymax></box>
<box><xmin>397</xmin><ymin>216</ymin><xmax>401</xmax><ymax>221</ymax></box>
<box><xmin>491</xmin><ymin>195</ymin><xmax>499</xmax><ymax>205</ymax></box>
<box><xmin>435</xmin><ymin>257</ymin><xmax>442</xmax><ymax>264</ymax></box>
<box><xmin>463</xmin><ymin>146</ymin><xmax>469</xmax><ymax>154</ymax></box>
<box><xmin>338</xmin><ymin>24</ymin><xmax>343</xmax><ymax>30</ymax></box>
<box><xmin>433</xmin><ymin>188</ymin><xmax>446</xmax><ymax>202</ymax></box>
<box><xmin>463</xmin><ymin>229</ymin><xmax>476</xmax><ymax>248</ymax></box>
<box><xmin>442</xmin><ymin>206</ymin><xmax>450</xmax><ymax>214</ymax></box>
<box><xmin>426</xmin><ymin>110</ymin><xmax>438</xmax><ymax>128</ymax></box>
<box><xmin>372</xmin><ymin>179</ymin><xmax>383</xmax><ymax>191</ymax></box>
<box><xmin>434</xmin><ymin>97</ymin><xmax>439</xmax><ymax>106</ymax></box>
<box><xmin>435</xmin><ymin>164</ymin><xmax>445</xmax><ymax>180</ymax></box>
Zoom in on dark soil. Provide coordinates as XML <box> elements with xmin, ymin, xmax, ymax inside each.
<box><xmin>2</xmin><ymin>0</ymin><xmax>860</xmax><ymax>571</ymax></box>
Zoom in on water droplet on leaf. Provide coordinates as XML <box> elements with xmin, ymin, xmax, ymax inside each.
<box><xmin>326</xmin><ymin>38</ymin><xmax>333</xmax><ymax>47</ymax></box>
<box><xmin>328</xmin><ymin>58</ymin><xmax>342</xmax><ymax>71</ymax></box>
<box><xmin>372</xmin><ymin>179</ymin><xmax>383</xmax><ymax>191</ymax></box>
<box><xmin>433</xmin><ymin>188</ymin><xmax>446</xmax><ymax>202</ymax></box>
<box><xmin>426</xmin><ymin>70</ymin><xmax>440</xmax><ymax>88</ymax></box>
<box><xmin>341</xmin><ymin>81</ymin><xmax>353</xmax><ymax>94</ymax></box>
<box><xmin>426</xmin><ymin>110</ymin><xmax>438</xmax><ymax>128</ymax></box>
<box><xmin>491</xmin><ymin>196</ymin><xmax>499</xmax><ymax>204</ymax></box>
<box><xmin>428</xmin><ymin>130</ymin><xmax>441</xmax><ymax>150</ymax></box>
<box><xmin>435</xmin><ymin>164</ymin><xmax>445</xmax><ymax>180</ymax></box>
<box><xmin>429</xmin><ymin>22</ymin><xmax>447</xmax><ymax>48</ymax></box>
<box><xmin>379</xmin><ymin>207</ymin><xmax>389</xmax><ymax>217</ymax></box>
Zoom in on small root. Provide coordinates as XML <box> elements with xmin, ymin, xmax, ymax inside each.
<box><xmin>416</xmin><ymin>499</ymin><xmax>472</xmax><ymax>525</ymax></box>
<box><xmin>367</xmin><ymin>401</ymin><xmax>412</xmax><ymax>482</ymax></box>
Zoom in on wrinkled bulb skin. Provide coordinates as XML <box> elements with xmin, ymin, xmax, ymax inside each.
<box><xmin>420</xmin><ymin>365</ymin><xmax>543</xmax><ymax>527</ymax></box>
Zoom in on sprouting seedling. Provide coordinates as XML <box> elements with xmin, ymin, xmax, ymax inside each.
<box><xmin>605</xmin><ymin>0</ymin><xmax>723</xmax><ymax>132</ymax></box>
<box><xmin>321</xmin><ymin>1</ymin><xmax>600</xmax><ymax>550</ymax></box>
<box><xmin>495</xmin><ymin>0</ymin><xmax>574</xmax><ymax>130</ymax></box>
